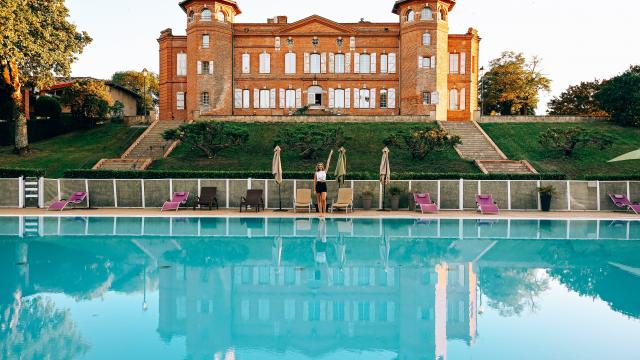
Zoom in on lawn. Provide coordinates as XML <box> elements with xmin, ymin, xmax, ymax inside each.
<box><xmin>0</xmin><ymin>124</ymin><xmax>143</xmax><ymax>177</ymax></box>
<box><xmin>481</xmin><ymin>122</ymin><xmax>640</xmax><ymax>178</ymax></box>
<box><xmin>152</xmin><ymin>122</ymin><xmax>479</xmax><ymax>174</ymax></box>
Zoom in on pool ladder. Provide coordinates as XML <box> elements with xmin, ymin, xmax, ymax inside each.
<box><xmin>23</xmin><ymin>177</ymin><xmax>40</xmax><ymax>208</ymax></box>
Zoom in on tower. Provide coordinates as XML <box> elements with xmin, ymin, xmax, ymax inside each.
<box><xmin>394</xmin><ymin>0</ymin><xmax>455</xmax><ymax>119</ymax></box>
<box><xmin>182</xmin><ymin>0</ymin><xmax>241</xmax><ymax>119</ymax></box>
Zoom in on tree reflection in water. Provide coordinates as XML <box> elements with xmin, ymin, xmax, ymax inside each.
<box><xmin>480</xmin><ymin>268</ymin><xmax>550</xmax><ymax>317</ymax></box>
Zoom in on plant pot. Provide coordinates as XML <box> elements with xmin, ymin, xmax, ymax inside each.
<box><xmin>362</xmin><ymin>196</ymin><xmax>373</xmax><ymax>211</ymax></box>
<box><xmin>540</xmin><ymin>193</ymin><xmax>552</xmax><ymax>212</ymax></box>
<box><xmin>390</xmin><ymin>195</ymin><xmax>400</xmax><ymax>211</ymax></box>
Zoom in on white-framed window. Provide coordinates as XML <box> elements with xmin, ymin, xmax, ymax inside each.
<box><xmin>177</xmin><ymin>53</ymin><xmax>187</xmax><ymax>76</ymax></box>
<box><xmin>242</xmin><ymin>53</ymin><xmax>250</xmax><ymax>74</ymax></box>
<box><xmin>421</xmin><ymin>7</ymin><xmax>433</xmax><ymax>20</ymax></box>
<box><xmin>406</xmin><ymin>9</ymin><xmax>415</xmax><ymax>22</ymax></box>
<box><xmin>388</xmin><ymin>53</ymin><xmax>396</xmax><ymax>73</ymax></box>
<box><xmin>359</xmin><ymin>89</ymin><xmax>370</xmax><ymax>108</ymax></box>
<box><xmin>422</xmin><ymin>91</ymin><xmax>431</xmax><ymax>105</ymax></box>
<box><xmin>359</xmin><ymin>54</ymin><xmax>371</xmax><ymax>74</ymax></box>
<box><xmin>216</xmin><ymin>11</ymin><xmax>225</xmax><ymax>22</ymax></box>
<box><xmin>460</xmin><ymin>88</ymin><xmax>466</xmax><ymax>110</ymax></box>
<box><xmin>449</xmin><ymin>89</ymin><xmax>459</xmax><ymax>110</ymax></box>
<box><xmin>259</xmin><ymin>89</ymin><xmax>270</xmax><ymax>109</ymax></box>
<box><xmin>201</xmin><ymin>61</ymin><xmax>210</xmax><ymax>74</ymax></box>
<box><xmin>234</xmin><ymin>89</ymin><xmax>251</xmax><ymax>109</ymax></box>
<box><xmin>176</xmin><ymin>92</ymin><xmax>185</xmax><ymax>110</ymax></box>
<box><xmin>310</xmin><ymin>53</ymin><xmax>321</xmax><ymax>74</ymax></box>
<box><xmin>284</xmin><ymin>53</ymin><xmax>296</xmax><ymax>74</ymax></box>
<box><xmin>380</xmin><ymin>54</ymin><xmax>388</xmax><ymax>73</ymax></box>
<box><xmin>202</xmin><ymin>34</ymin><xmax>210</xmax><ymax>49</ymax></box>
<box><xmin>200</xmin><ymin>91</ymin><xmax>210</xmax><ymax>106</ymax></box>
<box><xmin>285</xmin><ymin>89</ymin><xmax>296</xmax><ymax>108</ymax></box>
<box><xmin>419</xmin><ymin>56</ymin><xmax>431</xmax><ymax>69</ymax></box>
<box><xmin>259</xmin><ymin>52</ymin><xmax>271</xmax><ymax>74</ymax></box>
<box><xmin>449</xmin><ymin>53</ymin><xmax>460</xmax><ymax>74</ymax></box>
<box><xmin>380</xmin><ymin>89</ymin><xmax>388</xmax><ymax>108</ymax></box>
<box><xmin>422</xmin><ymin>32</ymin><xmax>431</xmax><ymax>46</ymax></box>
<box><xmin>201</xmin><ymin>9</ymin><xmax>212</xmax><ymax>21</ymax></box>
<box><xmin>334</xmin><ymin>89</ymin><xmax>346</xmax><ymax>108</ymax></box>
<box><xmin>335</xmin><ymin>53</ymin><xmax>345</xmax><ymax>73</ymax></box>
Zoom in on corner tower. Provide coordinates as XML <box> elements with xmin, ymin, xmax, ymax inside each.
<box><xmin>394</xmin><ymin>0</ymin><xmax>455</xmax><ymax>119</ymax></box>
<box><xmin>181</xmin><ymin>0</ymin><xmax>241</xmax><ymax>119</ymax></box>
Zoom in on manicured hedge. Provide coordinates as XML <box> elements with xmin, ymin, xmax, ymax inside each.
<box><xmin>0</xmin><ymin>168</ymin><xmax>46</xmax><ymax>178</ymax></box>
<box><xmin>0</xmin><ymin>115</ymin><xmax>85</xmax><ymax>146</ymax></box>
<box><xmin>63</xmin><ymin>169</ymin><xmax>566</xmax><ymax>180</ymax></box>
<box><xmin>584</xmin><ymin>174</ymin><xmax>640</xmax><ymax>181</ymax></box>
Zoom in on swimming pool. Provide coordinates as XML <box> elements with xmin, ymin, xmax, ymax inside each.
<box><xmin>1</xmin><ymin>217</ymin><xmax>639</xmax><ymax>359</ymax></box>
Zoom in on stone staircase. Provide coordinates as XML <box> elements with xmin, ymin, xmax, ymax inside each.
<box><xmin>440</xmin><ymin>121</ymin><xmax>537</xmax><ymax>175</ymax></box>
<box><xmin>94</xmin><ymin>120</ymin><xmax>184</xmax><ymax>171</ymax></box>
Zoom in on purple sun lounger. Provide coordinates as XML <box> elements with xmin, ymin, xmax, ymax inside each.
<box><xmin>476</xmin><ymin>194</ymin><xmax>500</xmax><ymax>215</ymax></box>
<box><xmin>609</xmin><ymin>194</ymin><xmax>640</xmax><ymax>215</ymax></box>
<box><xmin>48</xmin><ymin>192</ymin><xmax>87</xmax><ymax>211</ymax></box>
<box><xmin>161</xmin><ymin>192</ymin><xmax>190</xmax><ymax>212</ymax></box>
<box><xmin>413</xmin><ymin>192</ymin><xmax>439</xmax><ymax>213</ymax></box>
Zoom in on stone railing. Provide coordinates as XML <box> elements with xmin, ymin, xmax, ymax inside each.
<box><xmin>478</xmin><ymin>116</ymin><xmax>609</xmax><ymax>123</ymax></box>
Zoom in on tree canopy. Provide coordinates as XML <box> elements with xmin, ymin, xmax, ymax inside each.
<box><xmin>480</xmin><ymin>52</ymin><xmax>551</xmax><ymax>116</ymax></box>
<box><xmin>548</xmin><ymin>80</ymin><xmax>608</xmax><ymax>117</ymax></box>
<box><xmin>61</xmin><ymin>80</ymin><xmax>113</xmax><ymax>125</ymax></box>
<box><xmin>163</xmin><ymin>122</ymin><xmax>250</xmax><ymax>159</ymax></box>
<box><xmin>111</xmin><ymin>70</ymin><xmax>159</xmax><ymax>115</ymax></box>
<box><xmin>0</xmin><ymin>0</ymin><xmax>91</xmax><ymax>153</ymax></box>
<box><xmin>594</xmin><ymin>65</ymin><xmax>640</xmax><ymax>127</ymax></box>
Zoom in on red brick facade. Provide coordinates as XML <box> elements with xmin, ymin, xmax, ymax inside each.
<box><xmin>158</xmin><ymin>0</ymin><xmax>480</xmax><ymax>121</ymax></box>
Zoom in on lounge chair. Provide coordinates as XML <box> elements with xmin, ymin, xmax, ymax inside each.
<box><xmin>240</xmin><ymin>189</ymin><xmax>264</xmax><ymax>212</ymax></box>
<box><xmin>48</xmin><ymin>192</ymin><xmax>87</xmax><ymax>211</ymax></box>
<box><xmin>162</xmin><ymin>192</ymin><xmax>190</xmax><ymax>212</ymax></box>
<box><xmin>476</xmin><ymin>194</ymin><xmax>500</xmax><ymax>214</ymax></box>
<box><xmin>294</xmin><ymin>189</ymin><xmax>313</xmax><ymax>213</ymax></box>
<box><xmin>609</xmin><ymin>194</ymin><xmax>640</xmax><ymax>214</ymax></box>
<box><xmin>413</xmin><ymin>192</ymin><xmax>439</xmax><ymax>213</ymax></box>
<box><xmin>193</xmin><ymin>187</ymin><xmax>219</xmax><ymax>210</ymax></box>
<box><xmin>331</xmin><ymin>188</ymin><xmax>354</xmax><ymax>213</ymax></box>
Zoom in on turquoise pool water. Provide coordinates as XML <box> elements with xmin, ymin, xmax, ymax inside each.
<box><xmin>1</xmin><ymin>217</ymin><xmax>639</xmax><ymax>360</ymax></box>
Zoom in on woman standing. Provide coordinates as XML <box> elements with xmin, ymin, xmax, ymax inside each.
<box><xmin>314</xmin><ymin>163</ymin><xmax>328</xmax><ymax>217</ymax></box>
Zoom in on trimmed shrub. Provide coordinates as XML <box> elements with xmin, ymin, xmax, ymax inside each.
<box><xmin>35</xmin><ymin>96</ymin><xmax>62</xmax><ymax>120</ymax></box>
<box><xmin>0</xmin><ymin>168</ymin><xmax>46</xmax><ymax>178</ymax></box>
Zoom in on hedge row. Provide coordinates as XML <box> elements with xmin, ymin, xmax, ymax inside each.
<box><xmin>583</xmin><ymin>174</ymin><xmax>640</xmax><ymax>181</ymax></box>
<box><xmin>62</xmin><ymin>169</ymin><xmax>566</xmax><ymax>181</ymax></box>
<box><xmin>0</xmin><ymin>168</ymin><xmax>46</xmax><ymax>178</ymax></box>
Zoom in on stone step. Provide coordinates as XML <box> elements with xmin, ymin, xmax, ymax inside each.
<box><xmin>476</xmin><ymin>160</ymin><xmax>537</xmax><ymax>175</ymax></box>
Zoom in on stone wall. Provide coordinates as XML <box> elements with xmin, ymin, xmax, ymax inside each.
<box><xmin>198</xmin><ymin>115</ymin><xmax>433</xmax><ymax>123</ymax></box>
<box><xmin>478</xmin><ymin>116</ymin><xmax>609</xmax><ymax>123</ymax></box>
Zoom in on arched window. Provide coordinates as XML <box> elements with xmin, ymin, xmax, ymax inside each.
<box><xmin>308</xmin><ymin>86</ymin><xmax>323</xmax><ymax>106</ymax></box>
<box><xmin>421</xmin><ymin>7</ymin><xmax>433</xmax><ymax>20</ymax></box>
<box><xmin>449</xmin><ymin>89</ymin><xmax>459</xmax><ymax>110</ymax></box>
<box><xmin>201</xmin><ymin>92</ymin><xmax>210</xmax><ymax>106</ymax></box>
<box><xmin>188</xmin><ymin>11</ymin><xmax>195</xmax><ymax>22</ymax></box>
<box><xmin>216</xmin><ymin>11</ymin><xmax>225</xmax><ymax>22</ymax></box>
<box><xmin>380</xmin><ymin>89</ymin><xmax>388</xmax><ymax>108</ymax></box>
<box><xmin>406</xmin><ymin>9</ymin><xmax>415</xmax><ymax>22</ymax></box>
<box><xmin>201</xmin><ymin>9</ymin><xmax>212</xmax><ymax>21</ymax></box>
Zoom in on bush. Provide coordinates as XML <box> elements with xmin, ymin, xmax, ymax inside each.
<box><xmin>163</xmin><ymin>122</ymin><xmax>249</xmax><ymax>159</ymax></box>
<box><xmin>385</xmin><ymin>127</ymin><xmax>461</xmax><ymax>160</ymax></box>
<box><xmin>275</xmin><ymin>123</ymin><xmax>350</xmax><ymax>160</ymax></box>
<box><xmin>0</xmin><ymin>168</ymin><xmax>46</xmax><ymax>178</ymax></box>
<box><xmin>538</xmin><ymin>127</ymin><xmax>613</xmax><ymax>157</ymax></box>
<box><xmin>35</xmin><ymin>96</ymin><xmax>62</xmax><ymax>120</ymax></box>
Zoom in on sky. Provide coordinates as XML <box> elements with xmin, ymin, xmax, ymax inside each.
<box><xmin>66</xmin><ymin>0</ymin><xmax>640</xmax><ymax>114</ymax></box>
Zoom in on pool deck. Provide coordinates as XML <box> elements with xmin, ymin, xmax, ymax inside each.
<box><xmin>1</xmin><ymin>208</ymin><xmax>639</xmax><ymax>220</ymax></box>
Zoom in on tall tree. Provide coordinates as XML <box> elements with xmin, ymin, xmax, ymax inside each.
<box><xmin>0</xmin><ymin>0</ymin><xmax>91</xmax><ymax>154</ymax></box>
<box><xmin>548</xmin><ymin>80</ymin><xmax>608</xmax><ymax>116</ymax></box>
<box><xmin>111</xmin><ymin>70</ymin><xmax>159</xmax><ymax>115</ymax></box>
<box><xmin>594</xmin><ymin>65</ymin><xmax>640</xmax><ymax>127</ymax></box>
<box><xmin>61</xmin><ymin>80</ymin><xmax>113</xmax><ymax>126</ymax></box>
<box><xmin>480</xmin><ymin>52</ymin><xmax>551</xmax><ymax>115</ymax></box>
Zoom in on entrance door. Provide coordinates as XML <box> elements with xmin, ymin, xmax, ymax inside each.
<box><xmin>307</xmin><ymin>86</ymin><xmax>323</xmax><ymax>107</ymax></box>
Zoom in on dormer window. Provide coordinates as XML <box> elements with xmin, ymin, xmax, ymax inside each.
<box><xmin>421</xmin><ymin>7</ymin><xmax>433</xmax><ymax>20</ymax></box>
<box><xmin>406</xmin><ymin>9</ymin><xmax>415</xmax><ymax>22</ymax></box>
<box><xmin>216</xmin><ymin>11</ymin><xmax>225</xmax><ymax>22</ymax></box>
<box><xmin>201</xmin><ymin>9</ymin><xmax>212</xmax><ymax>21</ymax></box>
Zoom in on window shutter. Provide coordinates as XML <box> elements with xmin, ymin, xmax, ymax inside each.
<box><xmin>460</xmin><ymin>88</ymin><xmax>466</xmax><ymax>110</ymax></box>
<box><xmin>279</xmin><ymin>89</ymin><xmax>285</xmax><ymax>108</ymax></box>
<box><xmin>285</xmin><ymin>54</ymin><xmax>290</xmax><ymax>74</ymax></box>
<box><xmin>296</xmin><ymin>89</ymin><xmax>302</xmax><ymax>108</ymax></box>
<box><xmin>243</xmin><ymin>90</ymin><xmax>250</xmax><ymax>109</ymax></box>
<box><xmin>254</xmin><ymin>89</ymin><xmax>259</xmax><ymax>108</ymax></box>
<box><xmin>329</xmin><ymin>88</ymin><xmax>335</xmax><ymax>108</ymax></box>
<box><xmin>345</xmin><ymin>53</ymin><xmax>351</xmax><ymax>73</ymax></box>
<box><xmin>370</xmin><ymin>88</ymin><xmax>376</xmax><ymax>108</ymax></box>
<box><xmin>265</xmin><ymin>54</ymin><xmax>271</xmax><ymax>73</ymax></box>
<box><xmin>388</xmin><ymin>88</ymin><xmax>396</xmax><ymax>109</ymax></box>
<box><xmin>234</xmin><ymin>89</ymin><xmax>242</xmax><ymax>108</ymax></box>
<box><xmin>430</xmin><ymin>56</ymin><xmax>436</xmax><ymax>69</ymax></box>
<box><xmin>209</xmin><ymin>61</ymin><xmax>214</xmax><ymax>74</ymax></box>
<box><xmin>270</xmin><ymin>88</ymin><xmax>276</xmax><ymax>108</ymax></box>
<box><xmin>354</xmin><ymin>53</ymin><xmax>360</xmax><ymax>73</ymax></box>
<box><xmin>354</xmin><ymin>89</ymin><xmax>360</xmax><ymax>109</ymax></box>
<box><xmin>197</xmin><ymin>61</ymin><xmax>202</xmax><ymax>75</ymax></box>
<box><xmin>321</xmin><ymin>52</ymin><xmax>327</xmax><ymax>73</ymax></box>
<box><xmin>371</xmin><ymin>53</ymin><xmax>377</xmax><ymax>73</ymax></box>
<box><xmin>432</xmin><ymin>91</ymin><xmax>439</xmax><ymax>104</ymax></box>
<box><xmin>380</xmin><ymin>55</ymin><xmax>388</xmax><ymax>74</ymax></box>
<box><xmin>460</xmin><ymin>53</ymin><xmax>466</xmax><ymax>75</ymax></box>
<box><xmin>329</xmin><ymin>53</ymin><xmax>335</xmax><ymax>73</ymax></box>
<box><xmin>418</xmin><ymin>56</ymin><xmax>423</xmax><ymax>69</ymax></box>
<box><xmin>345</xmin><ymin>88</ymin><xmax>351</xmax><ymax>108</ymax></box>
<box><xmin>388</xmin><ymin>53</ymin><xmax>396</xmax><ymax>73</ymax></box>
<box><xmin>242</xmin><ymin>54</ymin><xmax>250</xmax><ymax>74</ymax></box>
<box><xmin>304</xmin><ymin>53</ymin><xmax>310</xmax><ymax>73</ymax></box>
<box><xmin>291</xmin><ymin>53</ymin><xmax>296</xmax><ymax>74</ymax></box>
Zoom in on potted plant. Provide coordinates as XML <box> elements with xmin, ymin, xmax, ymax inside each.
<box><xmin>361</xmin><ymin>189</ymin><xmax>374</xmax><ymax>210</ymax></box>
<box><xmin>538</xmin><ymin>185</ymin><xmax>556</xmax><ymax>212</ymax></box>
<box><xmin>389</xmin><ymin>186</ymin><xmax>403</xmax><ymax>211</ymax></box>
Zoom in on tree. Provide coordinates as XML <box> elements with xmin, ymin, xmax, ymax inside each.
<box><xmin>480</xmin><ymin>52</ymin><xmax>551</xmax><ymax>115</ymax></box>
<box><xmin>109</xmin><ymin>101</ymin><xmax>125</xmax><ymax>121</ymax></box>
<box><xmin>594</xmin><ymin>65</ymin><xmax>640</xmax><ymax>127</ymax></box>
<box><xmin>61</xmin><ymin>80</ymin><xmax>112</xmax><ymax>126</ymax></box>
<box><xmin>111</xmin><ymin>70</ymin><xmax>159</xmax><ymax>115</ymax></box>
<box><xmin>275</xmin><ymin>124</ymin><xmax>350</xmax><ymax>160</ymax></box>
<box><xmin>163</xmin><ymin>122</ymin><xmax>249</xmax><ymax>159</ymax></box>
<box><xmin>0</xmin><ymin>0</ymin><xmax>91</xmax><ymax>154</ymax></box>
<box><xmin>34</xmin><ymin>96</ymin><xmax>62</xmax><ymax>120</ymax></box>
<box><xmin>538</xmin><ymin>127</ymin><xmax>613</xmax><ymax>157</ymax></box>
<box><xmin>548</xmin><ymin>80</ymin><xmax>608</xmax><ymax>116</ymax></box>
<box><xmin>384</xmin><ymin>128</ymin><xmax>461</xmax><ymax>160</ymax></box>
<box><xmin>480</xmin><ymin>268</ymin><xmax>549</xmax><ymax>317</ymax></box>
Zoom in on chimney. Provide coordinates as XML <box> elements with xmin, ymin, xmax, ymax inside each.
<box><xmin>277</xmin><ymin>16</ymin><xmax>288</xmax><ymax>24</ymax></box>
